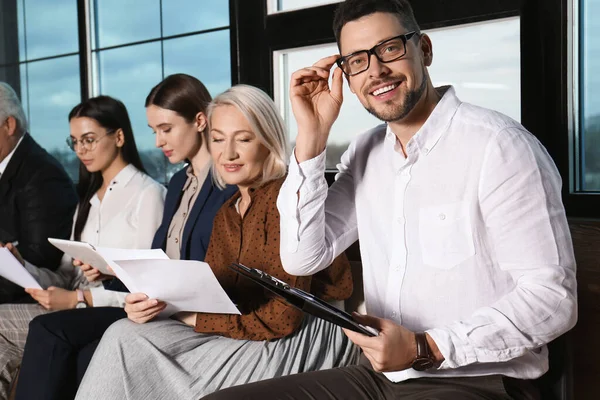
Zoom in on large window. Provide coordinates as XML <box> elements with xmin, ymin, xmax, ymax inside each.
<box><xmin>579</xmin><ymin>0</ymin><xmax>600</xmax><ymax>191</ymax></box>
<box><xmin>90</xmin><ymin>0</ymin><xmax>231</xmax><ymax>183</ymax></box>
<box><xmin>0</xmin><ymin>0</ymin><xmax>81</xmax><ymax>181</ymax></box>
<box><xmin>0</xmin><ymin>0</ymin><xmax>232</xmax><ymax>184</ymax></box>
<box><xmin>274</xmin><ymin>17</ymin><xmax>520</xmax><ymax>169</ymax></box>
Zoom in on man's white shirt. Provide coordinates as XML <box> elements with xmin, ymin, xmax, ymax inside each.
<box><xmin>277</xmin><ymin>86</ymin><xmax>577</xmax><ymax>382</ymax></box>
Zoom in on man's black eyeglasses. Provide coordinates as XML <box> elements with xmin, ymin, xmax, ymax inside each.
<box><xmin>336</xmin><ymin>31</ymin><xmax>419</xmax><ymax>77</ymax></box>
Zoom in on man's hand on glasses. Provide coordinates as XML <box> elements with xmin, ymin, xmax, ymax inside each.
<box><xmin>289</xmin><ymin>54</ymin><xmax>344</xmax><ymax>163</ymax></box>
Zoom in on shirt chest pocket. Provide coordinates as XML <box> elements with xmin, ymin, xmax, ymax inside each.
<box><xmin>418</xmin><ymin>201</ymin><xmax>475</xmax><ymax>269</ymax></box>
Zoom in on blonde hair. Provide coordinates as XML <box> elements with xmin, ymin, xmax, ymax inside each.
<box><xmin>206</xmin><ymin>84</ymin><xmax>289</xmax><ymax>189</ymax></box>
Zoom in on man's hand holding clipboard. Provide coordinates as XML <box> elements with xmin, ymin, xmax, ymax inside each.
<box><xmin>228</xmin><ymin>263</ymin><xmax>378</xmax><ymax>337</ymax></box>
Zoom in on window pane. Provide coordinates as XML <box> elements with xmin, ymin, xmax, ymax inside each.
<box><xmin>163</xmin><ymin>30</ymin><xmax>231</xmax><ymax>97</ymax></box>
<box><xmin>91</xmin><ymin>0</ymin><xmax>160</xmax><ymax>49</ymax></box>
<box><xmin>427</xmin><ymin>17</ymin><xmax>521</xmax><ymax>123</ymax></box>
<box><xmin>581</xmin><ymin>0</ymin><xmax>600</xmax><ymax>190</ymax></box>
<box><xmin>19</xmin><ymin>63</ymin><xmax>28</xmax><ymax>119</ymax></box>
<box><xmin>18</xmin><ymin>0</ymin><xmax>26</xmax><ymax>62</ymax></box>
<box><xmin>269</xmin><ymin>0</ymin><xmax>341</xmax><ymax>14</ymax></box>
<box><xmin>94</xmin><ymin>42</ymin><xmax>170</xmax><ymax>182</ymax></box>
<box><xmin>162</xmin><ymin>0</ymin><xmax>229</xmax><ymax>37</ymax></box>
<box><xmin>23</xmin><ymin>0</ymin><xmax>79</xmax><ymax>60</ymax></box>
<box><xmin>26</xmin><ymin>56</ymin><xmax>81</xmax><ymax>180</ymax></box>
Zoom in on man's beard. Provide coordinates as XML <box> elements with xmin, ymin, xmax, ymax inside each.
<box><xmin>364</xmin><ymin>71</ymin><xmax>428</xmax><ymax>123</ymax></box>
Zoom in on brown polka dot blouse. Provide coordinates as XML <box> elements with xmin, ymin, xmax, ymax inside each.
<box><xmin>195</xmin><ymin>176</ymin><xmax>353</xmax><ymax>341</ymax></box>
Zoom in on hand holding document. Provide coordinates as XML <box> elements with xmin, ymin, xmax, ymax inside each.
<box><xmin>109</xmin><ymin>259</ymin><xmax>240</xmax><ymax>316</ymax></box>
<box><xmin>48</xmin><ymin>238</ymin><xmax>239</xmax><ymax>315</ymax></box>
<box><xmin>48</xmin><ymin>238</ymin><xmax>169</xmax><ymax>276</ymax></box>
<box><xmin>0</xmin><ymin>247</ymin><xmax>42</xmax><ymax>289</ymax></box>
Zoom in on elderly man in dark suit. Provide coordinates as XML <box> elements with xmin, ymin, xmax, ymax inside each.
<box><xmin>0</xmin><ymin>82</ymin><xmax>78</xmax><ymax>303</ymax></box>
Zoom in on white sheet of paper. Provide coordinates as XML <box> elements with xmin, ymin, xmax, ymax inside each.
<box><xmin>0</xmin><ymin>248</ymin><xmax>42</xmax><ymax>289</ymax></box>
<box><xmin>48</xmin><ymin>238</ymin><xmax>169</xmax><ymax>276</ymax></box>
<box><xmin>111</xmin><ymin>259</ymin><xmax>240</xmax><ymax>315</ymax></box>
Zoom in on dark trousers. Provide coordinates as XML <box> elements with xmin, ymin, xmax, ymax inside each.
<box><xmin>202</xmin><ymin>357</ymin><xmax>541</xmax><ymax>400</ymax></box>
<box><xmin>14</xmin><ymin>307</ymin><xmax>126</xmax><ymax>400</ymax></box>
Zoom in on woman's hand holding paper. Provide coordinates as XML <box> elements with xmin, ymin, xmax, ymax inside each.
<box><xmin>75</xmin><ymin>259</ymin><xmax>112</xmax><ymax>282</ymax></box>
<box><xmin>124</xmin><ymin>292</ymin><xmax>166</xmax><ymax>324</ymax></box>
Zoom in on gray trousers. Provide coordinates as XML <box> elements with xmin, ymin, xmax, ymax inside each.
<box><xmin>0</xmin><ymin>304</ymin><xmax>48</xmax><ymax>399</ymax></box>
<box><xmin>202</xmin><ymin>358</ymin><xmax>542</xmax><ymax>400</ymax></box>
<box><xmin>76</xmin><ymin>314</ymin><xmax>359</xmax><ymax>400</ymax></box>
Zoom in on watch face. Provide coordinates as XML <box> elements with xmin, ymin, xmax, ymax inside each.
<box><xmin>412</xmin><ymin>357</ymin><xmax>434</xmax><ymax>371</ymax></box>
<box><xmin>76</xmin><ymin>302</ymin><xmax>88</xmax><ymax>309</ymax></box>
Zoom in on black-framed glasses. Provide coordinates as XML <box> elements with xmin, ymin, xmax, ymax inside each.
<box><xmin>336</xmin><ymin>31</ymin><xmax>419</xmax><ymax>77</ymax></box>
<box><xmin>66</xmin><ymin>132</ymin><xmax>111</xmax><ymax>152</ymax></box>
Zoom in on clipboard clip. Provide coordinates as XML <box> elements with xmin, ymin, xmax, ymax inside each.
<box><xmin>255</xmin><ymin>269</ymin><xmax>291</xmax><ymax>291</ymax></box>
<box><xmin>231</xmin><ymin>263</ymin><xmax>291</xmax><ymax>291</ymax></box>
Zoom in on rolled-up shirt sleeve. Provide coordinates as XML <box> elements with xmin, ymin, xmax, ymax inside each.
<box><xmin>427</xmin><ymin>127</ymin><xmax>577</xmax><ymax>369</ymax></box>
<box><xmin>89</xmin><ymin>286</ymin><xmax>127</xmax><ymax>308</ymax></box>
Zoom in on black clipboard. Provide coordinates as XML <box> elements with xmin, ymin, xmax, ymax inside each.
<box><xmin>228</xmin><ymin>263</ymin><xmax>378</xmax><ymax>337</ymax></box>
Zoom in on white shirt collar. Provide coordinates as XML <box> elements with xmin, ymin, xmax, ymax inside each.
<box><xmin>90</xmin><ymin>164</ymin><xmax>140</xmax><ymax>206</ymax></box>
<box><xmin>385</xmin><ymin>85</ymin><xmax>461</xmax><ymax>156</ymax></box>
<box><xmin>0</xmin><ymin>134</ymin><xmax>25</xmax><ymax>176</ymax></box>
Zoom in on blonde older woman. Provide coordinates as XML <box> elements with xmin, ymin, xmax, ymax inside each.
<box><xmin>74</xmin><ymin>85</ymin><xmax>359</xmax><ymax>400</ymax></box>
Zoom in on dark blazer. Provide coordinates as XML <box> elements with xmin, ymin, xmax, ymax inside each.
<box><xmin>0</xmin><ymin>133</ymin><xmax>78</xmax><ymax>270</ymax></box>
<box><xmin>104</xmin><ymin>166</ymin><xmax>237</xmax><ymax>292</ymax></box>
<box><xmin>151</xmin><ymin>167</ymin><xmax>238</xmax><ymax>260</ymax></box>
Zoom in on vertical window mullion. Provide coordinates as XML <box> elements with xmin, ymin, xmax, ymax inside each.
<box><xmin>76</xmin><ymin>0</ymin><xmax>91</xmax><ymax>100</ymax></box>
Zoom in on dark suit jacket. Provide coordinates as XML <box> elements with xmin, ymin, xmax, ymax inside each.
<box><xmin>0</xmin><ymin>133</ymin><xmax>78</xmax><ymax>270</ymax></box>
<box><xmin>104</xmin><ymin>166</ymin><xmax>238</xmax><ymax>292</ymax></box>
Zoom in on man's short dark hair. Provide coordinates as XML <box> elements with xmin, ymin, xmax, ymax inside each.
<box><xmin>333</xmin><ymin>0</ymin><xmax>420</xmax><ymax>50</ymax></box>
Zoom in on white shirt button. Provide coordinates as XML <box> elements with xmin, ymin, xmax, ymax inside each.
<box><xmin>391</xmin><ymin>311</ymin><xmax>397</xmax><ymax>318</ymax></box>
<box><xmin>423</xmin><ymin>147</ymin><xmax>430</xmax><ymax>154</ymax></box>
<box><xmin>396</xmin><ymin>217</ymin><xmax>404</xmax><ymax>224</ymax></box>
<box><xmin>439</xmin><ymin>213</ymin><xmax>446</xmax><ymax>220</ymax></box>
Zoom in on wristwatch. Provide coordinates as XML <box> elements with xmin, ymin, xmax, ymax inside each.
<box><xmin>75</xmin><ymin>289</ymin><xmax>88</xmax><ymax>309</ymax></box>
<box><xmin>411</xmin><ymin>332</ymin><xmax>435</xmax><ymax>371</ymax></box>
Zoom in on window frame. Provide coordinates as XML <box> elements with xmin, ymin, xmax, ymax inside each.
<box><xmin>569</xmin><ymin>0</ymin><xmax>600</xmax><ymax>214</ymax></box>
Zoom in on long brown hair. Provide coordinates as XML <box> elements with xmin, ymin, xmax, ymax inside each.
<box><xmin>145</xmin><ymin>73</ymin><xmax>212</xmax><ymax>149</ymax></box>
<box><xmin>71</xmin><ymin>96</ymin><xmax>146</xmax><ymax>241</ymax></box>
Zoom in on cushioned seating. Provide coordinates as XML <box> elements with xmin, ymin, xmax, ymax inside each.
<box><xmin>536</xmin><ymin>332</ymin><xmax>573</xmax><ymax>400</ymax></box>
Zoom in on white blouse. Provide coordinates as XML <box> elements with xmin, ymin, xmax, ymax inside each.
<box><xmin>25</xmin><ymin>164</ymin><xmax>166</xmax><ymax>307</ymax></box>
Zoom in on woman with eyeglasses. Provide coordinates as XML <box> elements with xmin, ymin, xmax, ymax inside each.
<box><xmin>0</xmin><ymin>95</ymin><xmax>166</xmax><ymax>399</ymax></box>
<box><xmin>13</xmin><ymin>74</ymin><xmax>238</xmax><ymax>400</ymax></box>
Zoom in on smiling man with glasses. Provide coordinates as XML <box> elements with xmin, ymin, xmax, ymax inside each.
<box><xmin>0</xmin><ymin>82</ymin><xmax>77</xmax><ymax>304</ymax></box>
<box><xmin>204</xmin><ymin>0</ymin><xmax>577</xmax><ymax>399</ymax></box>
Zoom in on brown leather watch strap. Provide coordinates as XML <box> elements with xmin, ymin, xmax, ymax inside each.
<box><xmin>415</xmin><ymin>332</ymin><xmax>430</xmax><ymax>359</ymax></box>
<box><xmin>412</xmin><ymin>332</ymin><xmax>435</xmax><ymax>371</ymax></box>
